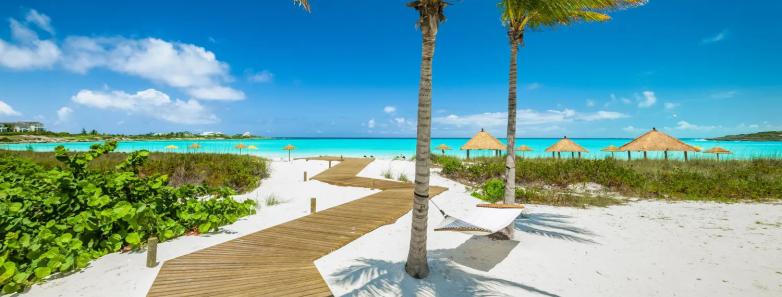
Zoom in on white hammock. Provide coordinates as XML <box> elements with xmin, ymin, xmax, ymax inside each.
<box><xmin>434</xmin><ymin>205</ymin><xmax>524</xmax><ymax>236</ymax></box>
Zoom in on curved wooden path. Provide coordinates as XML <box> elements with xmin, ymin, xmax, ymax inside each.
<box><xmin>147</xmin><ymin>157</ymin><xmax>447</xmax><ymax>297</ymax></box>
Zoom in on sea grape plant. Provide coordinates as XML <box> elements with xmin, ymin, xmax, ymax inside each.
<box><xmin>0</xmin><ymin>142</ymin><xmax>256</xmax><ymax>293</ymax></box>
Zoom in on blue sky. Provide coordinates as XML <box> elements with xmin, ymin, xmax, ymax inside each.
<box><xmin>0</xmin><ymin>0</ymin><xmax>780</xmax><ymax>138</ymax></box>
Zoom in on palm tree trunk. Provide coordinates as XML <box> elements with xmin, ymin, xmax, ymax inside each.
<box><xmin>495</xmin><ymin>33</ymin><xmax>520</xmax><ymax>240</ymax></box>
<box><xmin>405</xmin><ymin>26</ymin><xmax>437</xmax><ymax>280</ymax></box>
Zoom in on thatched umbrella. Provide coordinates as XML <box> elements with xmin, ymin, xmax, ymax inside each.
<box><xmin>515</xmin><ymin>145</ymin><xmax>533</xmax><ymax>158</ymax></box>
<box><xmin>601</xmin><ymin>145</ymin><xmax>620</xmax><ymax>158</ymax></box>
<box><xmin>165</xmin><ymin>145</ymin><xmax>178</xmax><ymax>151</ymax></box>
<box><xmin>545</xmin><ymin>136</ymin><xmax>588</xmax><ymax>159</ymax></box>
<box><xmin>436</xmin><ymin>144</ymin><xmax>452</xmax><ymax>155</ymax></box>
<box><xmin>460</xmin><ymin>129</ymin><xmax>505</xmax><ymax>159</ymax></box>
<box><xmin>234</xmin><ymin>143</ymin><xmax>248</xmax><ymax>154</ymax></box>
<box><xmin>247</xmin><ymin>145</ymin><xmax>258</xmax><ymax>150</ymax></box>
<box><xmin>703</xmin><ymin>146</ymin><xmax>731</xmax><ymax>160</ymax></box>
<box><xmin>619</xmin><ymin>128</ymin><xmax>700</xmax><ymax>161</ymax></box>
<box><xmin>282</xmin><ymin>144</ymin><xmax>296</xmax><ymax>161</ymax></box>
<box><xmin>188</xmin><ymin>143</ymin><xmax>201</xmax><ymax>153</ymax></box>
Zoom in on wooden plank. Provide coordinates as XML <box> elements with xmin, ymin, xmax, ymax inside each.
<box><xmin>147</xmin><ymin>157</ymin><xmax>447</xmax><ymax>297</ymax></box>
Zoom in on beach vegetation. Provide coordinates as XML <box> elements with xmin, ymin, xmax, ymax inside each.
<box><xmin>0</xmin><ymin>142</ymin><xmax>256</xmax><ymax>293</ymax></box>
<box><xmin>0</xmin><ymin>150</ymin><xmax>269</xmax><ymax>194</ymax></box>
<box><xmin>471</xmin><ymin>178</ymin><xmax>506</xmax><ymax>203</ymax></box>
<box><xmin>398</xmin><ymin>172</ymin><xmax>410</xmax><ymax>183</ymax></box>
<box><xmin>381</xmin><ymin>168</ymin><xmax>394</xmax><ymax>180</ymax></box>
<box><xmin>433</xmin><ymin>155</ymin><xmax>782</xmax><ymax>203</ymax></box>
<box><xmin>264</xmin><ymin>193</ymin><xmax>285</xmax><ymax>206</ymax></box>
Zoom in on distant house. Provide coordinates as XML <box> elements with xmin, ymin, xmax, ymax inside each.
<box><xmin>0</xmin><ymin>122</ymin><xmax>45</xmax><ymax>133</ymax></box>
<box><xmin>200</xmin><ymin>131</ymin><xmax>224</xmax><ymax>137</ymax></box>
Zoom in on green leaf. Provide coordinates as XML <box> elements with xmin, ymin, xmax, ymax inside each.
<box><xmin>125</xmin><ymin>232</ymin><xmax>141</xmax><ymax>245</ymax></box>
<box><xmin>34</xmin><ymin>267</ymin><xmax>51</xmax><ymax>279</ymax></box>
<box><xmin>198</xmin><ymin>222</ymin><xmax>212</xmax><ymax>233</ymax></box>
<box><xmin>8</xmin><ymin>202</ymin><xmax>22</xmax><ymax>213</ymax></box>
<box><xmin>0</xmin><ymin>262</ymin><xmax>16</xmax><ymax>283</ymax></box>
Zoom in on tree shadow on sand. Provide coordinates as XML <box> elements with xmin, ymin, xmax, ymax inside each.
<box><xmin>514</xmin><ymin>213</ymin><xmax>597</xmax><ymax>244</ymax></box>
<box><xmin>330</xmin><ymin>238</ymin><xmax>560</xmax><ymax>297</ymax></box>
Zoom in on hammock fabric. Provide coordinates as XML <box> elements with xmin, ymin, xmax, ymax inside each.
<box><xmin>434</xmin><ymin>205</ymin><xmax>524</xmax><ymax>236</ymax></box>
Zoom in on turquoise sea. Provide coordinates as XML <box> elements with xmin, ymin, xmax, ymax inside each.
<box><xmin>1</xmin><ymin>138</ymin><xmax>781</xmax><ymax>160</ymax></box>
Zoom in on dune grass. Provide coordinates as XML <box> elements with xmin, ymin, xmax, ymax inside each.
<box><xmin>433</xmin><ymin>155</ymin><xmax>782</xmax><ymax>204</ymax></box>
<box><xmin>0</xmin><ymin>150</ymin><xmax>269</xmax><ymax>194</ymax></box>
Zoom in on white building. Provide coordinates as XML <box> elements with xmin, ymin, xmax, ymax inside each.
<box><xmin>1</xmin><ymin>122</ymin><xmax>44</xmax><ymax>133</ymax></box>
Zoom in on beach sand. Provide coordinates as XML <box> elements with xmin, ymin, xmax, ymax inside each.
<box><xmin>16</xmin><ymin>159</ymin><xmax>782</xmax><ymax>297</ymax></box>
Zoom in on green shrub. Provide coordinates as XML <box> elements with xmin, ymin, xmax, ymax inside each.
<box><xmin>471</xmin><ymin>178</ymin><xmax>506</xmax><ymax>203</ymax></box>
<box><xmin>0</xmin><ymin>142</ymin><xmax>256</xmax><ymax>293</ymax></box>
<box><xmin>381</xmin><ymin>168</ymin><xmax>393</xmax><ymax>179</ymax></box>
<box><xmin>397</xmin><ymin>173</ymin><xmax>410</xmax><ymax>183</ymax></box>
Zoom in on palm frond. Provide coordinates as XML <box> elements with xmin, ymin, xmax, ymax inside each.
<box><xmin>293</xmin><ymin>0</ymin><xmax>311</xmax><ymax>12</ymax></box>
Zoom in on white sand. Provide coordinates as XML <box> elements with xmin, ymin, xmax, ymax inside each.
<box><xmin>16</xmin><ymin>159</ymin><xmax>782</xmax><ymax>297</ymax></box>
<box><xmin>316</xmin><ymin>160</ymin><xmax>782</xmax><ymax>297</ymax></box>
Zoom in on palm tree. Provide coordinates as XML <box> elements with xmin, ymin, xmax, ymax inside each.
<box><xmin>405</xmin><ymin>0</ymin><xmax>447</xmax><ymax>279</ymax></box>
<box><xmin>496</xmin><ymin>0</ymin><xmax>645</xmax><ymax>239</ymax></box>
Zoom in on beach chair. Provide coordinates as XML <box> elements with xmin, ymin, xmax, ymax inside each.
<box><xmin>433</xmin><ymin>203</ymin><xmax>524</xmax><ymax>236</ymax></box>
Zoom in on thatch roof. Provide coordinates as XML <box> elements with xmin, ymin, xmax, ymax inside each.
<box><xmin>436</xmin><ymin>144</ymin><xmax>452</xmax><ymax>151</ymax></box>
<box><xmin>282</xmin><ymin>144</ymin><xmax>296</xmax><ymax>151</ymax></box>
<box><xmin>516</xmin><ymin>145</ymin><xmax>533</xmax><ymax>152</ymax></box>
<box><xmin>188</xmin><ymin>143</ymin><xmax>201</xmax><ymax>149</ymax></box>
<box><xmin>601</xmin><ymin>145</ymin><xmax>619</xmax><ymax>152</ymax></box>
<box><xmin>234</xmin><ymin>143</ymin><xmax>247</xmax><ymax>149</ymax></box>
<box><xmin>619</xmin><ymin>128</ymin><xmax>699</xmax><ymax>152</ymax></box>
<box><xmin>545</xmin><ymin>136</ymin><xmax>588</xmax><ymax>153</ymax></box>
<box><xmin>165</xmin><ymin>145</ymin><xmax>178</xmax><ymax>150</ymax></box>
<box><xmin>247</xmin><ymin>145</ymin><xmax>258</xmax><ymax>150</ymax></box>
<box><xmin>460</xmin><ymin>129</ymin><xmax>505</xmax><ymax>150</ymax></box>
<box><xmin>703</xmin><ymin>146</ymin><xmax>731</xmax><ymax>154</ymax></box>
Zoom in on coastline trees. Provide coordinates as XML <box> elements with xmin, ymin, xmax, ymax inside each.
<box><xmin>405</xmin><ymin>0</ymin><xmax>447</xmax><ymax>279</ymax></box>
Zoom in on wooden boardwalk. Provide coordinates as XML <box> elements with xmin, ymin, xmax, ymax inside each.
<box><xmin>147</xmin><ymin>158</ymin><xmax>447</xmax><ymax>297</ymax></box>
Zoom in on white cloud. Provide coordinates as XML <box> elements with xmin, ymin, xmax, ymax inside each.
<box><xmin>673</xmin><ymin>120</ymin><xmax>716</xmax><ymax>131</ymax></box>
<box><xmin>702</xmin><ymin>30</ymin><xmax>727</xmax><ymax>44</ymax></box>
<box><xmin>622</xmin><ymin>125</ymin><xmax>645</xmax><ymax>133</ymax></box>
<box><xmin>56</xmin><ymin>106</ymin><xmax>73</xmax><ymax>122</ymax></box>
<box><xmin>248</xmin><ymin>70</ymin><xmax>274</xmax><ymax>83</ymax></box>
<box><xmin>710</xmin><ymin>90</ymin><xmax>737</xmax><ymax>99</ymax></box>
<box><xmin>367</xmin><ymin>118</ymin><xmax>376</xmax><ymax>129</ymax></box>
<box><xmin>637</xmin><ymin>91</ymin><xmax>657</xmax><ymax>108</ymax></box>
<box><xmin>664</xmin><ymin>102</ymin><xmax>680</xmax><ymax>110</ymax></box>
<box><xmin>63</xmin><ymin>37</ymin><xmax>244</xmax><ymax>100</ymax></box>
<box><xmin>26</xmin><ymin>9</ymin><xmax>54</xmax><ymax>35</ymax></box>
<box><xmin>393</xmin><ymin>117</ymin><xmax>406</xmax><ymax>125</ymax></box>
<box><xmin>383</xmin><ymin>106</ymin><xmax>396</xmax><ymax>114</ymax></box>
<box><xmin>0</xmin><ymin>100</ymin><xmax>22</xmax><ymax>116</ymax></box>
<box><xmin>71</xmin><ymin>88</ymin><xmax>218</xmax><ymax>124</ymax></box>
<box><xmin>526</xmin><ymin>83</ymin><xmax>542</xmax><ymax>90</ymax></box>
<box><xmin>586</xmin><ymin>99</ymin><xmax>596</xmax><ymax>107</ymax></box>
<box><xmin>433</xmin><ymin>108</ymin><xmax>628</xmax><ymax>129</ymax></box>
<box><xmin>0</xmin><ymin>13</ymin><xmax>61</xmax><ymax>69</ymax></box>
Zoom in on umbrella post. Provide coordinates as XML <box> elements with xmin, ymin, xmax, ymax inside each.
<box><xmin>571</xmin><ymin>152</ymin><xmax>575</xmax><ymax>159</ymax></box>
<box><xmin>466</xmin><ymin>150</ymin><xmax>470</xmax><ymax>160</ymax></box>
<box><xmin>643</xmin><ymin>151</ymin><xmax>647</xmax><ymax>160</ymax></box>
<box><xmin>664</xmin><ymin>151</ymin><xmax>668</xmax><ymax>160</ymax></box>
<box><xmin>557</xmin><ymin>152</ymin><xmax>561</xmax><ymax>159</ymax></box>
<box><xmin>684</xmin><ymin>151</ymin><xmax>689</xmax><ymax>162</ymax></box>
<box><xmin>578</xmin><ymin>152</ymin><xmax>582</xmax><ymax>159</ymax></box>
<box><xmin>627</xmin><ymin>151</ymin><xmax>631</xmax><ymax>161</ymax></box>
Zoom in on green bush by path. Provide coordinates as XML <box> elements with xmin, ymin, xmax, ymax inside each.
<box><xmin>0</xmin><ymin>142</ymin><xmax>256</xmax><ymax>293</ymax></box>
<box><xmin>432</xmin><ymin>155</ymin><xmax>782</xmax><ymax>202</ymax></box>
<box><xmin>0</xmin><ymin>150</ymin><xmax>269</xmax><ymax>194</ymax></box>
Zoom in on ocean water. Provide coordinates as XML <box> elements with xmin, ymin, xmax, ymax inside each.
<box><xmin>2</xmin><ymin>138</ymin><xmax>781</xmax><ymax>160</ymax></box>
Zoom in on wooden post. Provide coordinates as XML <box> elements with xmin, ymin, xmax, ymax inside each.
<box><xmin>310</xmin><ymin>198</ymin><xmax>316</xmax><ymax>214</ymax></box>
<box><xmin>551</xmin><ymin>152</ymin><xmax>555</xmax><ymax>158</ymax></box>
<box><xmin>557</xmin><ymin>152</ymin><xmax>561</xmax><ymax>159</ymax></box>
<box><xmin>147</xmin><ymin>237</ymin><xmax>158</xmax><ymax>268</ymax></box>
<box><xmin>466</xmin><ymin>150</ymin><xmax>470</xmax><ymax>160</ymax></box>
<box><xmin>627</xmin><ymin>151</ymin><xmax>631</xmax><ymax>161</ymax></box>
<box><xmin>643</xmin><ymin>151</ymin><xmax>648</xmax><ymax>160</ymax></box>
<box><xmin>684</xmin><ymin>151</ymin><xmax>689</xmax><ymax>162</ymax></box>
<box><xmin>328</xmin><ymin>160</ymin><xmax>332</xmax><ymax>168</ymax></box>
<box><xmin>571</xmin><ymin>152</ymin><xmax>575</xmax><ymax>159</ymax></box>
<box><xmin>578</xmin><ymin>152</ymin><xmax>582</xmax><ymax>159</ymax></box>
<box><xmin>303</xmin><ymin>171</ymin><xmax>308</xmax><ymax>181</ymax></box>
<box><xmin>664</xmin><ymin>151</ymin><xmax>669</xmax><ymax>160</ymax></box>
